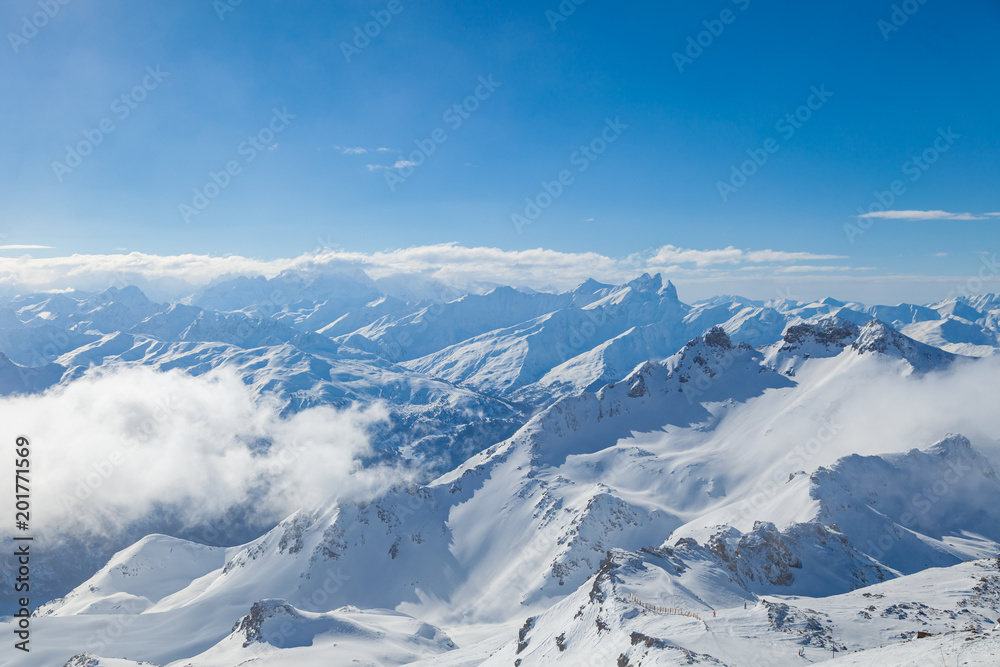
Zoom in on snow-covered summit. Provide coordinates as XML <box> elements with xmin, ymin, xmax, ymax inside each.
<box><xmin>851</xmin><ymin>319</ymin><xmax>956</xmax><ymax>370</ymax></box>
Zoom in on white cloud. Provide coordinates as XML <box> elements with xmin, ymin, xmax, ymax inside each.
<box><xmin>651</xmin><ymin>244</ymin><xmax>845</xmax><ymax>267</ymax></box>
<box><xmin>366</xmin><ymin>159</ymin><xmax>417</xmax><ymax>171</ymax></box>
<box><xmin>0</xmin><ymin>245</ymin><xmax>53</xmax><ymax>250</ymax></box>
<box><xmin>0</xmin><ymin>366</ymin><xmax>393</xmax><ymax>541</ymax></box>
<box><xmin>334</xmin><ymin>146</ymin><xmax>393</xmax><ymax>155</ymax></box>
<box><xmin>857</xmin><ymin>210</ymin><xmax>988</xmax><ymax>221</ymax></box>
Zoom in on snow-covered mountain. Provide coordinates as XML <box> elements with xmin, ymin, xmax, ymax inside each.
<box><xmin>1</xmin><ymin>272</ymin><xmax>999</xmax><ymax>665</ymax></box>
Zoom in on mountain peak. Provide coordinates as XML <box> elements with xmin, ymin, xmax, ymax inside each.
<box><xmin>620</xmin><ymin>273</ymin><xmax>679</xmax><ymax>301</ymax></box>
<box><xmin>926</xmin><ymin>433</ymin><xmax>973</xmax><ymax>456</ymax></box>
<box><xmin>625</xmin><ymin>272</ymin><xmax>662</xmax><ymax>293</ymax></box>
<box><xmin>660</xmin><ymin>278</ymin><xmax>679</xmax><ymax>301</ymax></box>
<box><xmin>687</xmin><ymin>325</ymin><xmax>733</xmax><ymax>350</ymax></box>
<box><xmin>574</xmin><ymin>278</ymin><xmax>613</xmax><ymax>294</ymax></box>
<box><xmin>852</xmin><ymin>319</ymin><xmax>906</xmax><ymax>355</ymax></box>
<box><xmin>850</xmin><ymin>319</ymin><xmax>956</xmax><ymax>370</ymax></box>
<box><xmin>85</xmin><ymin>284</ymin><xmax>153</xmax><ymax>308</ymax></box>
<box><xmin>782</xmin><ymin>317</ymin><xmax>859</xmax><ymax>347</ymax></box>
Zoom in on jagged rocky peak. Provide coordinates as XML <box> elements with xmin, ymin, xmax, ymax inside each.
<box><xmin>625</xmin><ymin>272</ymin><xmax>663</xmax><ymax>293</ymax></box>
<box><xmin>610</xmin><ymin>328</ymin><xmax>742</xmax><ymax>397</ymax></box>
<box><xmin>682</xmin><ymin>326</ymin><xmax>746</xmax><ymax>354</ymax></box>
<box><xmin>782</xmin><ymin>317</ymin><xmax>859</xmax><ymax>348</ymax></box>
<box><xmin>620</xmin><ymin>272</ymin><xmax>679</xmax><ymax>301</ymax></box>
<box><xmin>852</xmin><ymin>319</ymin><xmax>908</xmax><ymax>355</ymax></box>
<box><xmin>700</xmin><ymin>325</ymin><xmax>733</xmax><ymax>349</ymax></box>
<box><xmin>848</xmin><ymin>318</ymin><xmax>957</xmax><ymax>370</ymax></box>
<box><xmin>660</xmin><ymin>278</ymin><xmax>679</xmax><ymax>301</ymax></box>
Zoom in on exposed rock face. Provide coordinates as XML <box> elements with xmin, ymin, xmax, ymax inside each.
<box><xmin>782</xmin><ymin>318</ymin><xmax>859</xmax><ymax>350</ymax></box>
<box><xmin>232</xmin><ymin>599</ymin><xmax>299</xmax><ymax>647</ymax></box>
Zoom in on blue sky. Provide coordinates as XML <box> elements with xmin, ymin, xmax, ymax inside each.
<box><xmin>0</xmin><ymin>0</ymin><xmax>998</xmax><ymax>302</ymax></box>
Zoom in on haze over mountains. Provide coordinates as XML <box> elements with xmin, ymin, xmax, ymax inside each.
<box><xmin>2</xmin><ymin>270</ymin><xmax>999</xmax><ymax>665</ymax></box>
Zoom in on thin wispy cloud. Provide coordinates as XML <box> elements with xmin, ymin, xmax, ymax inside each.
<box><xmin>334</xmin><ymin>145</ymin><xmax>393</xmax><ymax>155</ymax></box>
<box><xmin>651</xmin><ymin>245</ymin><xmax>845</xmax><ymax>268</ymax></box>
<box><xmin>366</xmin><ymin>160</ymin><xmax>417</xmax><ymax>171</ymax></box>
<box><xmin>0</xmin><ymin>244</ymin><xmax>53</xmax><ymax>250</ymax></box>
<box><xmin>739</xmin><ymin>265</ymin><xmax>862</xmax><ymax>274</ymax></box>
<box><xmin>857</xmin><ymin>210</ymin><xmax>993</xmax><ymax>221</ymax></box>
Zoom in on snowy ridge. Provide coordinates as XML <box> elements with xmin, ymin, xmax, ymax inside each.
<box><xmin>37</xmin><ymin>535</ymin><xmax>233</xmax><ymax>617</ymax></box>
<box><xmin>463</xmin><ymin>552</ymin><xmax>1000</xmax><ymax>665</ymax></box>
<box><xmin>0</xmin><ymin>350</ymin><xmax>65</xmax><ymax>395</ymax></box>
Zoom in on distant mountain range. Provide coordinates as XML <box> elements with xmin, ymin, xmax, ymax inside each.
<box><xmin>2</xmin><ymin>271</ymin><xmax>999</xmax><ymax>665</ymax></box>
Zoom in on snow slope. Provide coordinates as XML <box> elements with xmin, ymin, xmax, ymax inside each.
<box><xmin>451</xmin><ymin>552</ymin><xmax>1000</xmax><ymax>666</ymax></box>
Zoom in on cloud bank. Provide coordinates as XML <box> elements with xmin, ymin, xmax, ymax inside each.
<box><xmin>0</xmin><ymin>366</ymin><xmax>392</xmax><ymax>542</ymax></box>
<box><xmin>0</xmin><ymin>243</ymin><xmax>868</xmax><ymax>300</ymax></box>
<box><xmin>0</xmin><ymin>242</ymin><xmax>992</xmax><ymax>303</ymax></box>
